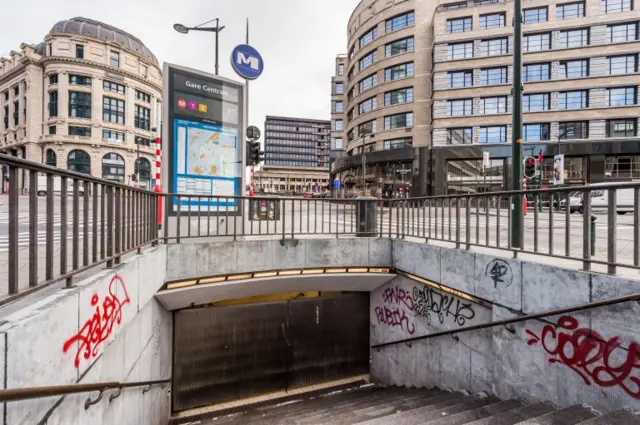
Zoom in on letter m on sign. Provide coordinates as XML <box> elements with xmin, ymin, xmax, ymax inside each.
<box><xmin>237</xmin><ymin>52</ymin><xmax>259</xmax><ymax>71</ymax></box>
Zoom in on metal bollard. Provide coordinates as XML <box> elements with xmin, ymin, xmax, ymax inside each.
<box><xmin>591</xmin><ymin>215</ymin><xmax>596</xmax><ymax>256</ymax></box>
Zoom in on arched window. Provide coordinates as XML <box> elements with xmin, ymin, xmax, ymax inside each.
<box><xmin>45</xmin><ymin>149</ymin><xmax>57</xmax><ymax>167</ymax></box>
<box><xmin>102</xmin><ymin>153</ymin><xmax>125</xmax><ymax>183</ymax></box>
<box><xmin>67</xmin><ymin>149</ymin><xmax>91</xmax><ymax>174</ymax></box>
<box><xmin>135</xmin><ymin>157</ymin><xmax>151</xmax><ymax>189</ymax></box>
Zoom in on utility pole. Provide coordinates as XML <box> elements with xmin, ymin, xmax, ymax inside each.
<box><xmin>511</xmin><ymin>0</ymin><xmax>524</xmax><ymax>248</ymax></box>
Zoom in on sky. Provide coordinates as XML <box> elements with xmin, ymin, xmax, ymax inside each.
<box><xmin>0</xmin><ymin>0</ymin><xmax>360</xmax><ymax>135</ymax></box>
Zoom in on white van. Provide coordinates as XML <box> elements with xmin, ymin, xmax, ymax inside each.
<box><xmin>585</xmin><ymin>182</ymin><xmax>635</xmax><ymax>215</ymax></box>
<box><xmin>36</xmin><ymin>174</ymin><xmax>85</xmax><ymax>196</ymax></box>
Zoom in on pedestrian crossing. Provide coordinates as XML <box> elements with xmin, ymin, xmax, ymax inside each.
<box><xmin>0</xmin><ymin>213</ymin><xmax>95</xmax><ymax>226</ymax></box>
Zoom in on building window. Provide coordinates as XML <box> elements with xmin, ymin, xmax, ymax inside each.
<box><xmin>385</xmin><ymin>88</ymin><xmax>413</xmax><ymax>106</ymax></box>
<box><xmin>13</xmin><ymin>85</ymin><xmax>19</xmax><ymax>96</ymax></box>
<box><xmin>135</xmin><ymin>136</ymin><xmax>152</xmax><ymax>146</ymax></box>
<box><xmin>523</xmin><ymin>123</ymin><xmax>551</xmax><ymax>141</ymax></box>
<box><xmin>110</xmin><ymin>51</ymin><xmax>120</xmax><ymax>68</ymax></box>
<box><xmin>523</xmin><ymin>63</ymin><xmax>551</xmax><ymax>81</ymax></box>
<box><xmin>607</xmin><ymin>119</ymin><xmax>637</xmax><ymax>137</ymax></box>
<box><xmin>384</xmin><ymin>112</ymin><xmax>413</xmax><ymax>129</ymax></box>
<box><xmin>68</xmin><ymin>92</ymin><xmax>91</xmax><ymax>119</ymax></box>
<box><xmin>386</xmin><ymin>11</ymin><xmax>415</xmax><ymax>32</ymax></box>
<box><xmin>49</xmin><ymin>74</ymin><xmax>58</xmax><ymax>84</ymax></box>
<box><xmin>360</xmin><ymin>51</ymin><xmax>377</xmax><ymax>71</ymax></box>
<box><xmin>334</xmin><ymin>120</ymin><xmax>343</xmax><ymax>131</ymax></box>
<box><xmin>67</xmin><ymin>150</ymin><xmax>91</xmax><ymax>174</ymax></box>
<box><xmin>607</xmin><ymin>55</ymin><xmax>637</xmax><ymax>74</ymax></box>
<box><xmin>448</xmin><ymin>99</ymin><xmax>473</xmax><ymax>116</ymax></box>
<box><xmin>480</xmin><ymin>38</ymin><xmax>508</xmax><ymax>56</ymax></box>
<box><xmin>559</xmin><ymin>121</ymin><xmax>588</xmax><ymax>139</ymax></box>
<box><xmin>333</xmin><ymin>137</ymin><xmax>344</xmax><ymax>149</ymax></box>
<box><xmin>523</xmin><ymin>93</ymin><xmax>550</xmax><ymax>112</ymax></box>
<box><xmin>447</xmin><ymin>17</ymin><xmax>472</xmax><ymax>33</ymax></box>
<box><xmin>384</xmin><ymin>137</ymin><xmax>412</xmax><ymax>150</ymax></box>
<box><xmin>338</xmin><ymin>64</ymin><xmax>344</xmax><ymax>76</ymax></box>
<box><xmin>12</xmin><ymin>101</ymin><xmax>18</xmax><ymax>125</ymax></box>
<box><xmin>479</xmin><ymin>67</ymin><xmax>507</xmax><ymax>85</ymax></box>
<box><xmin>360</xmin><ymin>26</ymin><xmax>378</xmax><ymax>48</ymax></box>
<box><xmin>523</xmin><ymin>33</ymin><xmax>551</xmax><ymax>52</ymax></box>
<box><xmin>141</xmin><ymin>64</ymin><xmax>148</xmax><ymax>78</ymax></box>
<box><xmin>605</xmin><ymin>155</ymin><xmax>640</xmax><ymax>179</ymax></box>
<box><xmin>334</xmin><ymin>82</ymin><xmax>344</xmax><ymax>94</ymax></box>
<box><xmin>481</xmin><ymin>96</ymin><xmax>507</xmax><ymax>114</ymax></box>
<box><xmin>559</xmin><ymin>90</ymin><xmax>588</xmax><ymax>109</ymax></box>
<box><xmin>480</xmin><ymin>13</ymin><xmax>505</xmax><ymax>29</ymax></box>
<box><xmin>603</xmin><ymin>0</ymin><xmax>632</xmax><ymax>13</ymax></box>
<box><xmin>102</xmin><ymin>153</ymin><xmax>125</xmax><ymax>183</ymax></box>
<box><xmin>104</xmin><ymin>80</ymin><xmax>125</xmax><ymax>94</ymax></box>
<box><xmin>103</xmin><ymin>97</ymin><xmax>125</xmax><ymax>124</ymax></box>
<box><xmin>447</xmin><ymin>128</ymin><xmax>472</xmax><ymax>144</ymax></box>
<box><xmin>559</xmin><ymin>59</ymin><xmax>589</xmax><ymax>79</ymax></box>
<box><xmin>359</xmin><ymin>74</ymin><xmax>377</xmax><ymax>92</ymax></box>
<box><xmin>69</xmin><ymin>74</ymin><xmax>92</xmax><ymax>86</ymax></box>
<box><xmin>480</xmin><ymin>126</ymin><xmax>507</xmax><ymax>143</ymax></box>
<box><xmin>358</xmin><ymin>98</ymin><xmax>376</xmax><ymax>114</ymax></box>
<box><xmin>75</xmin><ymin>44</ymin><xmax>84</xmax><ymax>59</ymax></box>
<box><xmin>557</xmin><ymin>2</ymin><xmax>585</xmax><ymax>19</ymax></box>
<box><xmin>69</xmin><ymin>126</ymin><xmax>91</xmax><ymax>137</ymax></box>
<box><xmin>609</xmin><ymin>22</ymin><xmax>638</xmax><ymax>42</ymax></box>
<box><xmin>524</xmin><ymin>7</ymin><xmax>548</xmax><ymax>23</ymax></box>
<box><xmin>385</xmin><ymin>63</ymin><xmax>414</xmax><ymax>81</ymax></box>
<box><xmin>442</xmin><ymin>1</ymin><xmax>467</xmax><ymax>9</ymax></box>
<box><xmin>386</xmin><ymin>38</ymin><xmax>414</xmax><ymax>57</ymax></box>
<box><xmin>103</xmin><ymin>130</ymin><xmax>125</xmax><ymax>142</ymax></box>
<box><xmin>135</xmin><ymin>158</ymin><xmax>152</xmax><ymax>187</ymax></box>
<box><xmin>49</xmin><ymin>91</ymin><xmax>58</xmax><ymax>117</ymax></box>
<box><xmin>48</xmin><ymin>126</ymin><xmax>56</xmax><ymax>135</ymax></box>
<box><xmin>46</xmin><ymin>149</ymin><xmax>57</xmax><ymax>166</ymax></box>
<box><xmin>607</xmin><ymin>87</ymin><xmax>637</xmax><ymax>106</ymax></box>
<box><xmin>448</xmin><ymin>42</ymin><xmax>473</xmax><ymax>60</ymax></box>
<box><xmin>559</xmin><ymin>28</ymin><xmax>589</xmax><ymax>48</ymax></box>
<box><xmin>448</xmin><ymin>71</ymin><xmax>473</xmax><ymax>88</ymax></box>
<box><xmin>134</xmin><ymin>105</ymin><xmax>151</xmax><ymax>130</ymax></box>
<box><xmin>359</xmin><ymin>120</ymin><xmax>377</xmax><ymax>136</ymax></box>
<box><xmin>335</xmin><ymin>101</ymin><xmax>344</xmax><ymax>113</ymax></box>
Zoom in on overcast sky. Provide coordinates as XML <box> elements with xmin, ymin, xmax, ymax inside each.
<box><xmin>1</xmin><ymin>0</ymin><xmax>360</xmax><ymax>132</ymax></box>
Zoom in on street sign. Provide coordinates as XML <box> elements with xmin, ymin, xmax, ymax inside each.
<box><xmin>553</xmin><ymin>154</ymin><xmax>565</xmax><ymax>185</ymax></box>
<box><xmin>334</xmin><ymin>178</ymin><xmax>341</xmax><ymax>189</ymax></box>
<box><xmin>246</xmin><ymin>125</ymin><xmax>261</xmax><ymax>141</ymax></box>
<box><xmin>231</xmin><ymin>44</ymin><xmax>264</xmax><ymax>80</ymax></box>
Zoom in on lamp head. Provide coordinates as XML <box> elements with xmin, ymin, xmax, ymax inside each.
<box><xmin>173</xmin><ymin>23</ymin><xmax>189</xmax><ymax>34</ymax></box>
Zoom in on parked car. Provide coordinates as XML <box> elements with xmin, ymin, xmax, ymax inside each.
<box><xmin>559</xmin><ymin>192</ymin><xmax>582</xmax><ymax>213</ymax></box>
<box><xmin>37</xmin><ymin>174</ymin><xmax>85</xmax><ymax>196</ymax></box>
<box><xmin>303</xmin><ymin>192</ymin><xmax>314</xmax><ymax>199</ymax></box>
<box><xmin>587</xmin><ymin>183</ymin><xmax>635</xmax><ymax>215</ymax></box>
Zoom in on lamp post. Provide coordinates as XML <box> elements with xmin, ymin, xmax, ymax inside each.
<box><xmin>173</xmin><ymin>19</ymin><xmax>225</xmax><ymax>75</ymax></box>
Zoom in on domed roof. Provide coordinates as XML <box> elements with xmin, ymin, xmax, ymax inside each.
<box><xmin>48</xmin><ymin>17</ymin><xmax>159</xmax><ymax>67</ymax></box>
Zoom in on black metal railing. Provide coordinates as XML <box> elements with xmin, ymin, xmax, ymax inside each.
<box><xmin>0</xmin><ymin>153</ymin><xmax>159</xmax><ymax>303</ymax></box>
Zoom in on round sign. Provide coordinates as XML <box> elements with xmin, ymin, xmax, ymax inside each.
<box><xmin>231</xmin><ymin>44</ymin><xmax>264</xmax><ymax>80</ymax></box>
<box><xmin>246</xmin><ymin>125</ymin><xmax>261</xmax><ymax>141</ymax></box>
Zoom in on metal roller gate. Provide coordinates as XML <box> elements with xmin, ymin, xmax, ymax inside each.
<box><xmin>172</xmin><ymin>293</ymin><xmax>370</xmax><ymax>411</ymax></box>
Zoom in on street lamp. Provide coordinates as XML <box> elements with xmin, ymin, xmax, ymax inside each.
<box><xmin>173</xmin><ymin>19</ymin><xmax>225</xmax><ymax>75</ymax></box>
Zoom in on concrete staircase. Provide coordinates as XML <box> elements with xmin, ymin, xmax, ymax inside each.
<box><xmin>187</xmin><ymin>384</ymin><xmax>640</xmax><ymax>425</ymax></box>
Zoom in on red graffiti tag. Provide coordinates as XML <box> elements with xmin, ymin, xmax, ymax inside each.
<box><xmin>525</xmin><ymin>315</ymin><xmax>640</xmax><ymax>399</ymax></box>
<box><xmin>63</xmin><ymin>275</ymin><xmax>130</xmax><ymax>368</ymax></box>
<box><xmin>382</xmin><ymin>286</ymin><xmax>414</xmax><ymax>311</ymax></box>
<box><xmin>375</xmin><ymin>306</ymin><xmax>415</xmax><ymax>334</ymax></box>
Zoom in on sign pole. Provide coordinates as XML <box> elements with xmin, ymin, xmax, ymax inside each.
<box><xmin>511</xmin><ymin>0</ymin><xmax>524</xmax><ymax>248</ymax></box>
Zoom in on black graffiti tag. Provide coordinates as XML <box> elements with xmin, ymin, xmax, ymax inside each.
<box><xmin>412</xmin><ymin>286</ymin><xmax>475</xmax><ymax>327</ymax></box>
<box><xmin>485</xmin><ymin>259</ymin><xmax>513</xmax><ymax>288</ymax></box>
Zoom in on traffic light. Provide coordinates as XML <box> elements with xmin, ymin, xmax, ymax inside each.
<box><xmin>131</xmin><ymin>173</ymin><xmax>137</xmax><ymax>182</ymax></box>
<box><xmin>523</xmin><ymin>156</ymin><xmax>537</xmax><ymax>179</ymax></box>
<box><xmin>247</xmin><ymin>141</ymin><xmax>262</xmax><ymax>165</ymax></box>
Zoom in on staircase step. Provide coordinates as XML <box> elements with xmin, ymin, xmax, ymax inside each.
<box><xmin>464</xmin><ymin>402</ymin><xmax>559</xmax><ymax>425</ymax></box>
<box><xmin>313</xmin><ymin>390</ymin><xmax>468</xmax><ymax>425</ymax></box>
<box><xmin>355</xmin><ymin>395</ymin><xmax>501</xmax><ymax>425</ymax></box>
<box><xmin>514</xmin><ymin>404</ymin><xmax>600</xmax><ymax>425</ymax></box>
<box><xmin>420</xmin><ymin>399</ymin><xmax>524</xmax><ymax>425</ymax></box>
<box><xmin>577</xmin><ymin>409</ymin><xmax>640</xmax><ymax>424</ymax></box>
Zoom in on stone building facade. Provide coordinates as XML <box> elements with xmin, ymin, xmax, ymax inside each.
<box><xmin>0</xmin><ymin>17</ymin><xmax>162</xmax><ymax>192</ymax></box>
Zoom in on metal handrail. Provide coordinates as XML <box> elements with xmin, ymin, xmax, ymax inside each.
<box><xmin>371</xmin><ymin>290</ymin><xmax>640</xmax><ymax>349</ymax></box>
<box><xmin>0</xmin><ymin>378</ymin><xmax>170</xmax><ymax>403</ymax></box>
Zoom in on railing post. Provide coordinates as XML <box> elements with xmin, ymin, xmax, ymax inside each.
<box><xmin>28</xmin><ymin>170</ymin><xmax>38</xmax><ymax>288</ymax></box>
<box><xmin>106</xmin><ymin>186</ymin><xmax>114</xmax><ymax>268</ymax></box>
<box><xmin>607</xmin><ymin>188</ymin><xmax>617</xmax><ymax>274</ymax></box>
<box><xmin>582</xmin><ymin>188</ymin><xmax>592</xmax><ymax>271</ymax></box>
<box><xmin>8</xmin><ymin>166</ymin><xmax>19</xmax><ymax>294</ymax></box>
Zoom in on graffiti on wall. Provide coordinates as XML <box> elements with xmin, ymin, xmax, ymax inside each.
<box><xmin>63</xmin><ymin>274</ymin><xmax>131</xmax><ymax>368</ymax></box>
<box><xmin>525</xmin><ymin>315</ymin><xmax>640</xmax><ymax>399</ymax></box>
<box><xmin>374</xmin><ymin>286</ymin><xmax>415</xmax><ymax>334</ymax></box>
<box><xmin>413</xmin><ymin>286</ymin><xmax>476</xmax><ymax>326</ymax></box>
<box><xmin>374</xmin><ymin>283</ymin><xmax>479</xmax><ymax>335</ymax></box>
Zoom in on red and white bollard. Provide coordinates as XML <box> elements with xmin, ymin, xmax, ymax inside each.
<box><xmin>155</xmin><ymin>137</ymin><xmax>163</xmax><ymax>229</ymax></box>
<box><xmin>522</xmin><ymin>178</ymin><xmax>528</xmax><ymax>216</ymax></box>
<box><xmin>249</xmin><ymin>165</ymin><xmax>255</xmax><ymax>197</ymax></box>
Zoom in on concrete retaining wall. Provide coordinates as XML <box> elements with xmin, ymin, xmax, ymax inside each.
<box><xmin>0</xmin><ymin>245</ymin><xmax>171</xmax><ymax>425</ymax></box>
<box><xmin>165</xmin><ymin>238</ymin><xmax>393</xmax><ymax>282</ymax></box>
<box><xmin>371</xmin><ymin>239</ymin><xmax>640</xmax><ymax>413</ymax></box>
